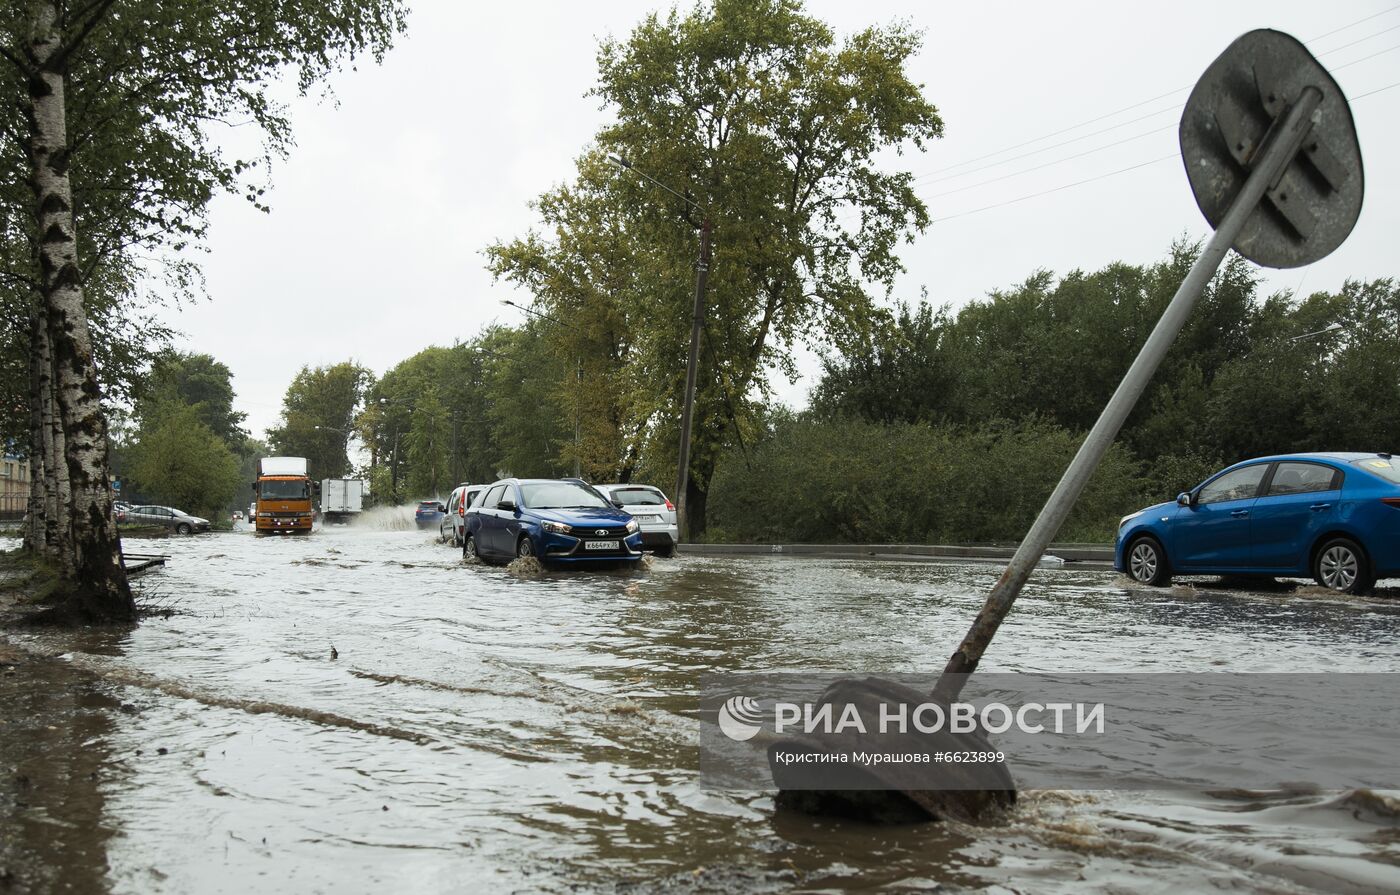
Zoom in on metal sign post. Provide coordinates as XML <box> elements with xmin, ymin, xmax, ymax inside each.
<box><xmin>770</xmin><ymin>29</ymin><xmax>1365</xmax><ymax>821</ymax></box>
<box><xmin>933</xmin><ymin>29</ymin><xmax>1363</xmax><ymax>704</ymax></box>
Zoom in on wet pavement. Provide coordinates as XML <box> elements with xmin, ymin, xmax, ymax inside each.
<box><xmin>1</xmin><ymin>512</ymin><xmax>1398</xmax><ymax>893</ymax></box>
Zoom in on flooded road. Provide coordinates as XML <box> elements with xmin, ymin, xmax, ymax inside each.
<box><xmin>2</xmin><ymin>520</ymin><xmax>1398</xmax><ymax>893</ymax></box>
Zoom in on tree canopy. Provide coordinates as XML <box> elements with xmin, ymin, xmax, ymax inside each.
<box><xmin>488</xmin><ymin>0</ymin><xmax>944</xmax><ymax>535</ymax></box>
<box><xmin>268</xmin><ymin>362</ymin><xmax>373</xmax><ymax>480</ymax></box>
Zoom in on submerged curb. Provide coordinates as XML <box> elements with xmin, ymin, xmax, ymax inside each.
<box><xmin>677</xmin><ymin>542</ymin><xmax>1115</xmax><ymax>568</ymax></box>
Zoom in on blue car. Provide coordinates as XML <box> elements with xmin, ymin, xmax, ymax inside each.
<box><xmin>414</xmin><ymin>499</ymin><xmax>445</xmax><ymax>529</ymax></box>
<box><xmin>463</xmin><ymin>478</ymin><xmax>644</xmax><ymax>565</ymax></box>
<box><xmin>1115</xmin><ymin>452</ymin><xmax>1400</xmax><ymax>593</ymax></box>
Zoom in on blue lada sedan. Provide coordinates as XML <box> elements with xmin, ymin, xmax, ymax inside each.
<box><xmin>1115</xmin><ymin>452</ymin><xmax>1400</xmax><ymax>594</ymax></box>
<box><xmin>464</xmin><ymin>478</ymin><xmax>643</xmax><ymax>566</ymax></box>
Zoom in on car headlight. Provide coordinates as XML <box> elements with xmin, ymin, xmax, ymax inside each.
<box><xmin>625</xmin><ymin>518</ymin><xmax>639</xmax><ymax>533</ymax></box>
<box><xmin>1118</xmin><ymin>511</ymin><xmax>1143</xmax><ymax>528</ymax></box>
<box><xmin>541</xmin><ymin>521</ymin><xmax>573</xmax><ymax>534</ymax></box>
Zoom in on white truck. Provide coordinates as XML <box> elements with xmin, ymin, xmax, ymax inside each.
<box><xmin>319</xmin><ymin>478</ymin><xmax>366</xmax><ymax>524</ymax></box>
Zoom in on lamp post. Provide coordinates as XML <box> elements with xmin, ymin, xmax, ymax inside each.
<box><xmin>606</xmin><ymin>153</ymin><xmax>711</xmax><ymax>543</ymax></box>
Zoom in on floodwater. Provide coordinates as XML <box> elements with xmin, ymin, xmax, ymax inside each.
<box><xmin>1</xmin><ymin>518</ymin><xmax>1398</xmax><ymax>893</ymax></box>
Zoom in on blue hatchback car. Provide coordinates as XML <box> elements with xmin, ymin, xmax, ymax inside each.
<box><xmin>1115</xmin><ymin>452</ymin><xmax>1400</xmax><ymax>593</ymax></box>
<box><xmin>464</xmin><ymin>478</ymin><xmax>643</xmax><ymax>565</ymax></box>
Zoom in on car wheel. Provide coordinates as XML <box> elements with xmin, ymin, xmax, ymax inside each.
<box><xmin>463</xmin><ymin>534</ymin><xmax>478</xmax><ymax>562</ymax></box>
<box><xmin>1314</xmin><ymin>537</ymin><xmax>1374</xmax><ymax>594</ymax></box>
<box><xmin>516</xmin><ymin>536</ymin><xmax>534</xmax><ymax>559</ymax></box>
<box><xmin>175</xmin><ymin>523</ymin><xmax>192</xmax><ymax>535</ymax></box>
<box><xmin>1127</xmin><ymin>535</ymin><xmax>1170</xmax><ymax>587</ymax></box>
<box><xmin>654</xmin><ymin>545</ymin><xmax>674</xmax><ymax>558</ymax></box>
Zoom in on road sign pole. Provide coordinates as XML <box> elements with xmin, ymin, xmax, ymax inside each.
<box><xmin>933</xmin><ymin>86</ymin><xmax>1324</xmax><ymax>703</ymax></box>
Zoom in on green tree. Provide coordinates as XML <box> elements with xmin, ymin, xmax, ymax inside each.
<box><xmin>126</xmin><ymin>402</ymin><xmax>242</xmax><ymax>521</ymax></box>
<box><xmin>268</xmin><ymin>362</ymin><xmax>371</xmax><ymax>480</ymax></box>
<box><xmin>138</xmin><ymin>352</ymin><xmax>247</xmax><ymax>447</ymax></box>
<box><xmin>490</xmin><ymin>0</ymin><xmax>943</xmax><ymax>536</ymax></box>
<box><xmin>404</xmin><ymin>385</ymin><xmax>451</xmax><ymax>498</ymax></box>
<box><xmin>0</xmin><ymin>0</ymin><xmax>406</xmax><ymax>620</ymax></box>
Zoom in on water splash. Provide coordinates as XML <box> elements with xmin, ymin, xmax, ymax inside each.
<box><xmin>349</xmin><ymin>505</ymin><xmax>416</xmax><ymax>531</ymax></box>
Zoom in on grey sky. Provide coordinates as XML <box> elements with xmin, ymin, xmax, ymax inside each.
<box><xmin>165</xmin><ymin>1</ymin><xmax>1400</xmax><ymax>439</ymax></box>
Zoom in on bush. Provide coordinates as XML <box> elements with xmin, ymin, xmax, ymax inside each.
<box><xmin>707</xmin><ymin>416</ymin><xmax>1148</xmax><ymax>544</ymax></box>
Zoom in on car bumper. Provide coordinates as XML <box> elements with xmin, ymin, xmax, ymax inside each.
<box><xmin>257</xmin><ymin>517</ymin><xmax>312</xmax><ymax>532</ymax></box>
<box><xmin>640</xmin><ymin>529</ymin><xmax>677</xmax><ymax>549</ymax></box>
<box><xmin>539</xmin><ymin>530</ymin><xmax>645</xmax><ymax>561</ymax></box>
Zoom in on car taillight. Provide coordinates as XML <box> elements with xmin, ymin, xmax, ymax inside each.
<box><xmin>458</xmin><ymin>504</ymin><xmax>465</xmax><ymax>516</ymax></box>
<box><xmin>1382</xmin><ymin>497</ymin><xmax>1400</xmax><ymax>508</ymax></box>
<box><xmin>665</xmin><ymin>499</ymin><xmax>674</xmax><ymax>511</ymax></box>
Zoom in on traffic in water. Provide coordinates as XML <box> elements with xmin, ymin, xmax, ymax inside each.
<box><xmin>1</xmin><ymin>519</ymin><xmax>1397</xmax><ymax>893</ymax></box>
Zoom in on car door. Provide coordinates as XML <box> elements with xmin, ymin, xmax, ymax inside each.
<box><xmin>1176</xmin><ymin>463</ymin><xmax>1269</xmax><ymax>570</ymax></box>
<box><xmin>442</xmin><ymin>489</ymin><xmax>461</xmax><ymax>540</ymax></box>
<box><xmin>1250</xmin><ymin>461</ymin><xmax>1342</xmax><ymax>571</ymax></box>
<box><xmin>477</xmin><ymin>484</ymin><xmax>508</xmax><ymax>556</ymax></box>
<box><xmin>495</xmin><ymin>482</ymin><xmax>523</xmax><ymax>554</ymax></box>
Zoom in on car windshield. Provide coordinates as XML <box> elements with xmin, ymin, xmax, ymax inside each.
<box><xmin>610</xmin><ymin>488</ymin><xmax>665</xmax><ymax>506</ymax></box>
<box><xmin>520</xmin><ymin>481</ymin><xmax>610</xmax><ymax>509</ymax></box>
<box><xmin>418</xmin><ymin>502</ymin><xmax>439</xmax><ymax>509</ymax></box>
<box><xmin>1353</xmin><ymin>457</ymin><xmax>1400</xmax><ymax>484</ymax></box>
<box><xmin>260</xmin><ymin>480</ymin><xmax>308</xmax><ymax>500</ymax></box>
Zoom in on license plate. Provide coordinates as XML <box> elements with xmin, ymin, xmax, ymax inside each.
<box><xmin>637</xmin><ymin>515</ymin><xmax>661</xmax><ymax>522</ymax></box>
<box><xmin>585</xmin><ymin>540</ymin><xmax>619</xmax><ymax>551</ymax></box>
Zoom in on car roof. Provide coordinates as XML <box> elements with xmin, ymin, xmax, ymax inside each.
<box><xmin>1227</xmin><ymin>452</ymin><xmax>1390</xmax><ymax>466</ymax></box>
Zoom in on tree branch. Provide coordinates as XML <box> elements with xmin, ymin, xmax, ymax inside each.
<box><xmin>53</xmin><ymin>0</ymin><xmax>119</xmax><ymax>67</ymax></box>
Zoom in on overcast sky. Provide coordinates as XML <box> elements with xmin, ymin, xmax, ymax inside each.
<box><xmin>163</xmin><ymin>0</ymin><xmax>1400</xmax><ymax>438</ymax></box>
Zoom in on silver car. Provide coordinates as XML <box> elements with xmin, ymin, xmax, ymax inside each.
<box><xmin>440</xmin><ymin>483</ymin><xmax>486</xmax><ymax>546</ymax></box>
<box><xmin>125</xmin><ymin>505</ymin><xmax>211</xmax><ymax>534</ymax></box>
<box><xmin>595</xmin><ymin>484</ymin><xmax>677</xmax><ymax>557</ymax></box>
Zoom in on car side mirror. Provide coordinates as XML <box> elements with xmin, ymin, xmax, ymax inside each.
<box><xmin>497</xmin><ymin>499</ymin><xmax>517</xmax><ymax>512</ymax></box>
<box><xmin>612</xmin><ymin>500</ymin><xmax>624</xmax><ymax>509</ymax></box>
<box><xmin>437</xmin><ymin>502</ymin><xmax>446</xmax><ymax>512</ymax></box>
<box><xmin>1176</xmin><ymin>491</ymin><xmax>1193</xmax><ymax>507</ymax></box>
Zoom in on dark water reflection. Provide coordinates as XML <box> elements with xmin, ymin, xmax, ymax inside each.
<box><xmin>1</xmin><ymin>525</ymin><xmax>1397</xmax><ymax>892</ymax></box>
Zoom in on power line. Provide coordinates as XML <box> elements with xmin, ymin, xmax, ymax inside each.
<box><xmin>913</xmin><ymin>106</ymin><xmax>1178</xmax><ymax>188</ymax></box>
<box><xmin>927</xmin><ymin>74</ymin><xmax>1398</xmax><ymax>226</ymax></box>
<box><xmin>929</xmin><ymin>154</ymin><xmax>1178</xmax><ymax>224</ymax></box>
<box><xmin>912</xmin><ymin>7</ymin><xmax>1400</xmax><ymax>183</ymax></box>
<box><xmin>1319</xmin><ymin>20</ymin><xmax>1400</xmax><ymax>55</ymax></box>
<box><xmin>1307</xmin><ymin>3</ymin><xmax>1400</xmax><ymax>42</ymax></box>
<box><xmin>924</xmin><ymin>124</ymin><xmax>1175</xmax><ymax>199</ymax></box>
<box><xmin>1350</xmin><ymin>77</ymin><xmax>1400</xmax><ymax>99</ymax></box>
<box><xmin>1330</xmin><ymin>41</ymin><xmax>1400</xmax><ymax>72</ymax></box>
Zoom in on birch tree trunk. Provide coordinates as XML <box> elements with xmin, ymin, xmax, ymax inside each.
<box><xmin>23</xmin><ymin>309</ymin><xmax>47</xmax><ymax>554</ymax></box>
<box><xmin>25</xmin><ymin>302</ymin><xmax>64</xmax><ymax>556</ymax></box>
<box><xmin>23</xmin><ymin>1</ymin><xmax>132</xmax><ymax>620</ymax></box>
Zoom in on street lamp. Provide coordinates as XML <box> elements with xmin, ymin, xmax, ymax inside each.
<box><xmin>607</xmin><ymin>153</ymin><xmax>712</xmax><ymax>544</ymax></box>
<box><xmin>501</xmin><ymin>298</ymin><xmax>583</xmax><ymax>477</ymax></box>
<box><xmin>1288</xmin><ymin>321</ymin><xmax>1344</xmax><ymax>342</ymax></box>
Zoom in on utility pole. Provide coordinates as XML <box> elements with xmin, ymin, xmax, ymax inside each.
<box><xmin>605</xmin><ymin>154</ymin><xmax>711</xmax><ymax>545</ymax></box>
<box><xmin>574</xmin><ymin>358</ymin><xmax>582</xmax><ymax>478</ymax></box>
<box><xmin>673</xmin><ymin>217</ymin><xmax>711</xmax><ymax>543</ymax></box>
<box><xmin>450</xmin><ymin>411</ymin><xmax>460</xmax><ymax>485</ymax></box>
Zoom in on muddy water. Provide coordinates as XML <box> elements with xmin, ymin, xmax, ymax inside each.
<box><xmin>2</xmin><ymin>526</ymin><xmax>1398</xmax><ymax>893</ymax></box>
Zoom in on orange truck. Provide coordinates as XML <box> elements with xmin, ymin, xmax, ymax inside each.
<box><xmin>253</xmin><ymin>456</ymin><xmax>314</xmax><ymax>535</ymax></box>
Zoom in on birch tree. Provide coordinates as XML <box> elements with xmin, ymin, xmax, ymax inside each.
<box><xmin>0</xmin><ymin>0</ymin><xmax>406</xmax><ymax>620</ymax></box>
